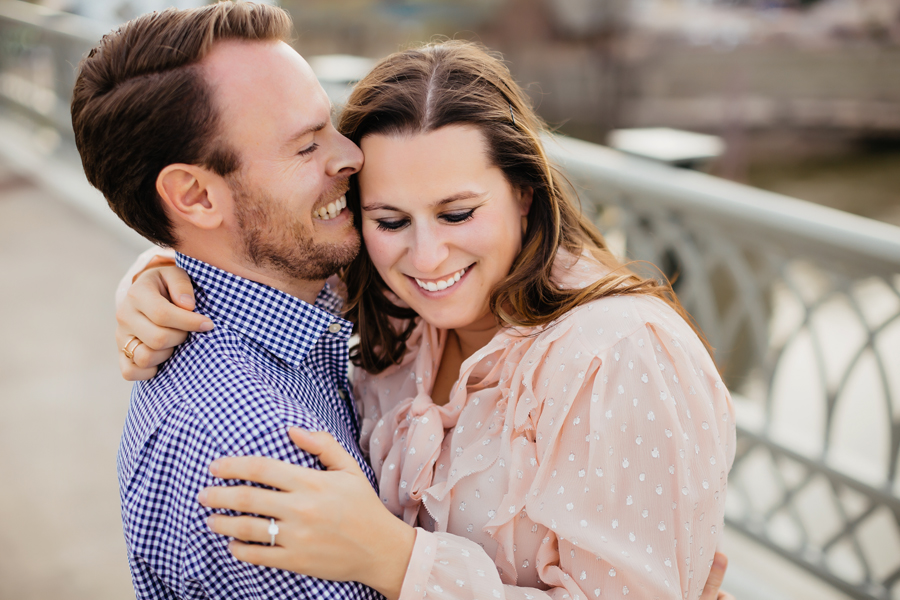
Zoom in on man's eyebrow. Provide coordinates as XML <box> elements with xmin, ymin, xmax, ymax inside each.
<box><xmin>286</xmin><ymin>118</ymin><xmax>329</xmax><ymax>146</ymax></box>
<box><xmin>363</xmin><ymin>191</ymin><xmax>485</xmax><ymax>212</ymax></box>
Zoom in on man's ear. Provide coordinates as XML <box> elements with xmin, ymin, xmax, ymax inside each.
<box><xmin>156</xmin><ymin>164</ymin><xmax>228</xmax><ymax>230</ymax></box>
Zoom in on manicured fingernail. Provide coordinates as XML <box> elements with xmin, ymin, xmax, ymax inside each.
<box><xmin>198</xmin><ymin>489</ymin><xmax>208</xmax><ymax>503</ymax></box>
<box><xmin>206</xmin><ymin>515</ymin><xmax>215</xmax><ymax>528</ymax></box>
<box><xmin>200</xmin><ymin>321</ymin><xmax>214</xmax><ymax>332</ymax></box>
<box><xmin>209</xmin><ymin>460</ymin><xmax>220</xmax><ymax>476</ymax></box>
<box><xmin>179</xmin><ymin>294</ymin><xmax>195</xmax><ymax>308</ymax></box>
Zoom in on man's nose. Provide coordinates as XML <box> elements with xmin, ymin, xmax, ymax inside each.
<box><xmin>326</xmin><ymin>128</ymin><xmax>363</xmax><ymax>177</ymax></box>
<box><xmin>410</xmin><ymin>224</ymin><xmax>450</xmax><ymax>275</ymax></box>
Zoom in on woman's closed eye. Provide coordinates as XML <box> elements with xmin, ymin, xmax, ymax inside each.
<box><xmin>441</xmin><ymin>208</ymin><xmax>476</xmax><ymax>224</ymax></box>
<box><xmin>375</xmin><ymin>208</ymin><xmax>477</xmax><ymax>232</ymax></box>
<box><xmin>375</xmin><ymin>218</ymin><xmax>408</xmax><ymax>232</ymax></box>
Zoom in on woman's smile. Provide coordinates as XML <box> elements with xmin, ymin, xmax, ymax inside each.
<box><xmin>409</xmin><ymin>263</ymin><xmax>472</xmax><ymax>294</ymax></box>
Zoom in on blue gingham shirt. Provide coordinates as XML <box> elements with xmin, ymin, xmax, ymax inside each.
<box><xmin>118</xmin><ymin>253</ymin><xmax>382</xmax><ymax>600</ymax></box>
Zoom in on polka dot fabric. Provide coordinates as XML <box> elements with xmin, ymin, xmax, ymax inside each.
<box><xmin>357</xmin><ymin>251</ymin><xmax>735</xmax><ymax>600</ymax></box>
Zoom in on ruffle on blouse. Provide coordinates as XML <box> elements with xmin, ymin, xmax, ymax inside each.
<box><xmin>364</xmin><ymin>249</ymin><xmax>589</xmax><ymax>524</ymax></box>
<box><xmin>359</xmin><ymin>249</ymin><xmax>734</xmax><ymax>599</ymax></box>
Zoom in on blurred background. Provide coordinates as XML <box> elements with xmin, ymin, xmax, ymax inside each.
<box><xmin>0</xmin><ymin>0</ymin><xmax>898</xmax><ymax>599</ymax></box>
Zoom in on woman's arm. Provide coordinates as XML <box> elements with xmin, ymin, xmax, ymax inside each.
<box><xmin>115</xmin><ymin>248</ymin><xmax>211</xmax><ymax>380</ymax></box>
<box><xmin>198</xmin><ymin>429</ymin><xmax>733</xmax><ymax>600</ymax></box>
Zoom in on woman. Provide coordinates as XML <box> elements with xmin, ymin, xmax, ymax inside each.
<box><xmin>117</xmin><ymin>41</ymin><xmax>735</xmax><ymax>600</ymax></box>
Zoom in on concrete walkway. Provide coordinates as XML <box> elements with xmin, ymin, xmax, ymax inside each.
<box><xmin>0</xmin><ymin>162</ymin><xmax>139</xmax><ymax>597</ymax></box>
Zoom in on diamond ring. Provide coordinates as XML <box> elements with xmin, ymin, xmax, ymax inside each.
<box><xmin>268</xmin><ymin>518</ymin><xmax>279</xmax><ymax>546</ymax></box>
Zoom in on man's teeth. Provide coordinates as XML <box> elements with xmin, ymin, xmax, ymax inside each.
<box><xmin>315</xmin><ymin>195</ymin><xmax>347</xmax><ymax>220</ymax></box>
<box><xmin>415</xmin><ymin>267</ymin><xmax>467</xmax><ymax>292</ymax></box>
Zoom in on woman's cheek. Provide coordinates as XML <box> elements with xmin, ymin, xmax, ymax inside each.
<box><xmin>458</xmin><ymin>212</ymin><xmax>521</xmax><ymax>265</ymax></box>
<box><xmin>361</xmin><ymin>225</ymin><xmax>395</xmax><ymax>273</ymax></box>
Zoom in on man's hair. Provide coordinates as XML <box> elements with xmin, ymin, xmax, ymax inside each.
<box><xmin>71</xmin><ymin>1</ymin><xmax>292</xmax><ymax>246</ymax></box>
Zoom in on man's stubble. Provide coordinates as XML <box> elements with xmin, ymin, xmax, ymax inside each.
<box><xmin>232</xmin><ymin>175</ymin><xmax>360</xmax><ymax>283</ymax></box>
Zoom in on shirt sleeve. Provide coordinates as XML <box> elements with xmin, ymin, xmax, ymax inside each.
<box><xmin>397</xmin><ymin>317</ymin><xmax>734</xmax><ymax>600</ymax></box>
<box><xmin>124</xmin><ymin>395</ymin><xmax>381</xmax><ymax>600</ymax></box>
<box><xmin>187</xmin><ymin>417</ymin><xmax>382</xmax><ymax>600</ymax></box>
<box><xmin>115</xmin><ymin>246</ymin><xmax>178</xmax><ymax>307</ymax></box>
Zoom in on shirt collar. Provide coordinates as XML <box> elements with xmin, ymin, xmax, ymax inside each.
<box><xmin>176</xmin><ymin>253</ymin><xmax>350</xmax><ymax>367</ymax></box>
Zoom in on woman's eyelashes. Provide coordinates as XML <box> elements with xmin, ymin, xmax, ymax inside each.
<box><xmin>374</xmin><ymin>208</ymin><xmax>477</xmax><ymax>232</ymax></box>
<box><xmin>441</xmin><ymin>208</ymin><xmax>476</xmax><ymax>224</ymax></box>
<box><xmin>375</xmin><ymin>218</ymin><xmax>408</xmax><ymax>232</ymax></box>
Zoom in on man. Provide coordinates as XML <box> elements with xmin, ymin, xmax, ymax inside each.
<box><xmin>71</xmin><ymin>3</ymin><xmax>378</xmax><ymax>598</ymax></box>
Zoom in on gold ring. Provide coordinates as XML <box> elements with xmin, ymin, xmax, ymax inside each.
<box><xmin>123</xmin><ymin>336</ymin><xmax>142</xmax><ymax>360</ymax></box>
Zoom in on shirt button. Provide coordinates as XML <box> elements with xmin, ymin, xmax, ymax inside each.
<box><xmin>328</xmin><ymin>322</ymin><xmax>342</xmax><ymax>334</ymax></box>
<box><xmin>337</xmin><ymin>389</ymin><xmax>347</xmax><ymax>400</ymax></box>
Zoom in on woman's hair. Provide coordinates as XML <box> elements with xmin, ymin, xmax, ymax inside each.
<box><xmin>339</xmin><ymin>40</ymin><xmax>703</xmax><ymax>374</ymax></box>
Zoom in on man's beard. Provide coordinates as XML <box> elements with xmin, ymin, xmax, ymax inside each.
<box><xmin>232</xmin><ymin>177</ymin><xmax>360</xmax><ymax>282</ymax></box>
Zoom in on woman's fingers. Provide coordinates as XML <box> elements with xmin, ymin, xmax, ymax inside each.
<box><xmin>153</xmin><ymin>264</ymin><xmax>197</xmax><ymax>310</ymax></box>
<box><xmin>700</xmin><ymin>551</ymin><xmax>729</xmax><ymax>600</ymax></box>
<box><xmin>228</xmin><ymin>540</ymin><xmax>291</xmax><ymax>572</ymax></box>
<box><xmin>288</xmin><ymin>428</ymin><xmax>363</xmax><ymax>474</ymax></box>
<box><xmin>199</xmin><ymin>484</ymin><xmax>286</xmax><ymax>515</ymax></box>
<box><xmin>131</xmin><ymin>267</ymin><xmax>213</xmax><ymax>334</ymax></box>
<box><xmin>130</xmin><ymin>343</ymin><xmax>176</xmax><ymax>370</ymax></box>
<box><xmin>207</xmin><ymin>455</ymin><xmax>305</xmax><ymax>492</ymax></box>
<box><xmin>115</xmin><ymin>307</ymin><xmax>175</xmax><ymax>380</ymax></box>
<box><xmin>118</xmin><ymin>348</ymin><xmax>159</xmax><ymax>381</ymax></box>
<box><xmin>208</xmin><ymin>514</ymin><xmax>278</xmax><ymax>545</ymax></box>
<box><xmin>117</xmin><ymin>302</ymin><xmax>190</xmax><ymax>353</ymax></box>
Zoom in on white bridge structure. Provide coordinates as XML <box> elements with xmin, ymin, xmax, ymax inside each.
<box><xmin>1</xmin><ymin>1</ymin><xmax>898</xmax><ymax>598</ymax></box>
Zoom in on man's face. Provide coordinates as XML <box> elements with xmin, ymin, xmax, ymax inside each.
<box><xmin>203</xmin><ymin>40</ymin><xmax>362</xmax><ymax>282</ymax></box>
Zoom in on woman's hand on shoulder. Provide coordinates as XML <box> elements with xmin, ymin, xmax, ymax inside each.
<box><xmin>198</xmin><ymin>428</ymin><xmax>416</xmax><ymax>600</ymax></box>
<box><xmin>116</xmin><ymin>265</ymin><xmax>212</xmax><ymax>381</ymax></box>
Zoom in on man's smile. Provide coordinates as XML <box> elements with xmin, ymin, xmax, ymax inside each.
<box><xmin>313</xmin><ymin>195</ymin><xmax>348</xmax><ymax>221</ymax></box>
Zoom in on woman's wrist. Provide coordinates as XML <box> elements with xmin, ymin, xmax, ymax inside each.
<box><xmin>363</xmin><ymin>515</ymin><xmax>417</xmax><ymax>600</ymax></box>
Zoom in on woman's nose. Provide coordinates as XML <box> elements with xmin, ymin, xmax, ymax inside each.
<box><xmin>409</xmin><ymin>225</ymin><xmax>450</xmax><ymax>275</ymax></box>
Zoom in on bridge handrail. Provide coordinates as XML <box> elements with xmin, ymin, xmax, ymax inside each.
<box><xmin>548</xmin><ymin>135</ymin><xmax>900</xmax><ymax>274</ymax></box>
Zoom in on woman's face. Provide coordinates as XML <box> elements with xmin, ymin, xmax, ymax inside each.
<box><xmin>358</xmin><ymin>125</ymin><xmax>532</xmax><ymax>331</ymax></box>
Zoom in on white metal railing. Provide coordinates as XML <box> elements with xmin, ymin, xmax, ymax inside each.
<box><xmin>550</xmin><ymin>136</ymin><xmax>900</xmax><ymax>600</ymax></box>
<box><xmin>3</xmin><ymin>1</ymin><xmax>900</xmax><ymax>597</ymax></box>
<box><xmin>0</xmin><ymin>0</ymin><xmax>105</xmax><ymax>135</ymax></box>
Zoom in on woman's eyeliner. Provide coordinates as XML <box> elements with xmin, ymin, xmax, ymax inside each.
<box><xmin>442</xmin><ymin>208</ymin><xmax>476</xmax><ymax>223</ymax></box>
<box><xmin>375</xmin><ymin>208</ymin><xmax>476</xmax><ymax>232</ymax></box>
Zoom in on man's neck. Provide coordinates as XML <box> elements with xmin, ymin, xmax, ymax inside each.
<box><xmin>217</xmin><ymin>261</ymin><xmax>327</xmax><ymax>305</ymax></box>
<box><xmin>176</xmin><ymin>243</ymin><xmax>326</xmax><ymax>305</ymax></box>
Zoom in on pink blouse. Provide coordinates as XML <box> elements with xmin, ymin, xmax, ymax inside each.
<box><xmin>120</xmin><ymin>248</ymin><xmax>735</xmax><ymax>599</ymax></box>
<box><xmin>357</xmin><ymin>253</ymin><xmax>735</xmax><ymax>600</ymax></box>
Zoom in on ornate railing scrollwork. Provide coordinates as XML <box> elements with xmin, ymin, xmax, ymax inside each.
<box><xmin>550</xmin><ymin>135</ymin><xmax>900</xmax><ymax>600</ymax></box>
